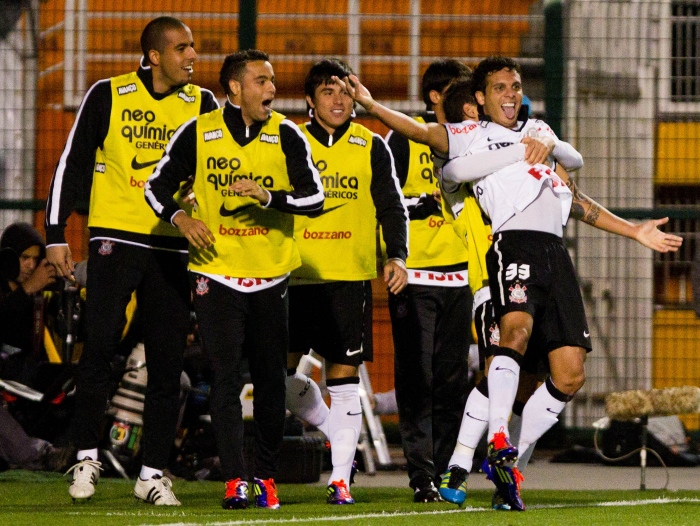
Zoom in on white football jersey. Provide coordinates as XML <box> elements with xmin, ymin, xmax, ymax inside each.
<box><xmin>443</xmin><ymin>119</ymin><xmax>572</xmax><ymax>233</ymax></box>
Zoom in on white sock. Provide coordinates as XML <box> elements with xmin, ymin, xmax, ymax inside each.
<box><xmin>487</xmin><ymin>355</ymin><xmax>520</xmax><ymax>440</ymax></box>
<box><xmin>515</xmin><ymin>441</ymin><xmax>537</xmax><ymax>470</ymax></box>
<box><xmin>77</xmin><ymin>448</ymin><xmax>98</xmax><ymax>462</ymax></box>
<box><xmin>285</xmin><ymin>371</ymin><xmax>330</xmax><ymax>437</ymax></box>
<box><xmin>509</xmin><ymin>412</ymin><xmax>522</xmax><ymax>446</ymax></box>
<box><xmin>509</xmin><ymin>411</ymin><xmax>537</xmax><ymax>470</ymax></box>
<box><xmin>139</xmin><ymin>465</ymin><xmax>163</xmax><ymax>480</ymax></box>
<box><xmin>326</xmin><ymin>382</ymin><xmax>361</xmax><ymax>485</ymax></box>
<box><xmin>448</xmin><ymin>386</ymin><xmax>489</xmax><ymax>472</ymax></box>
<box><xmin>518</xmin><ymin>379</ymin><xmax>567</xmax><ymax>454</ymax></box>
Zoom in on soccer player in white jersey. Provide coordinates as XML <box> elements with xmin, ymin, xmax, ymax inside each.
<box><xmin>440</xmin><ymin>56</ymin><xmax>681</xmax><ymax>510</ymax></box>
<box><xmin>336</xmin><ymin>57</ymin><xmax>682</xmax><ymax>510</ymax></box>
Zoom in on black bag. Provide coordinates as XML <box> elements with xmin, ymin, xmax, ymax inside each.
<box><xmin>602</xmin><ymin>416</ymin><xmax>700</xmax><ymax>467</ymax></box>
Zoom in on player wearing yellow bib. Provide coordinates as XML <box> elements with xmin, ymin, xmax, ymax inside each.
<box><xmin>45</xmin><ymin>17</ymin><xmax>219</xmax><ymax>505</ymax></box>
<box><xmin>383</xmin><ymin>60</ymin><xmax>473</xmax><ymax>503</ymax></box>
<box><xmin>145</xmin><ymin>50</ymin><xmax>324</xmax><ymax>510</ymax></box>
<box><xmin>283</xmin><ymin>59</ymin><xmax>408</xmax><ymax>506</ymax></box>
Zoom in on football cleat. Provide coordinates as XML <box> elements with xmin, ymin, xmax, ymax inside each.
<box><xmin>482</xmin><ymin>457</ymin><xmax>525</xmax><ymax>511</ymax></box>
<box><xmin>134</xmin><ymin>474</ymin><xmax>181</xmax><ymax>506</ymax></box>
<box><xmin>413</xmin><ymin>480</ymin><xmax>442</xmax><ymax>503</ymax></box>
<box><xmin>326</xmin><ymin>479</ymin><xmax>354</xmax><ymax>504</ymax></box>
<box><xmin>439</xmin><ymin>465</ymin><xmax>469</xmax><ymax>505</ymax></box>
<box><xmin>253</xmin><ymin>477</ymin><xmax>280</xmax><ymax>509</ymax></box>
<box><xmin>222</xmin><ymin>478</ymin><xmax>248</xmax><ymax>509</ymax></box>
<box><xmin>491</xmin><ymin>489</ymin><xmax>511</xmax><ymax>510</ymax></box>
<box><xmin>65</xmin><ymin>458</ymin><xmax>102</xmax><ymax>502</ymax></box>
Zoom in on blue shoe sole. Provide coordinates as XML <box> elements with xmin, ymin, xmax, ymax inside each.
<box><xmin>438</xmin><ymin>488</ymin><xmax>466</xmax><ymax>505</ymax></box>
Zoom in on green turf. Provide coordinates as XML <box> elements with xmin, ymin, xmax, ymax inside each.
<box><xmin>0</xmin><ymin>471</ymin><xmax>698</xmax><ymax>525</ymax></box>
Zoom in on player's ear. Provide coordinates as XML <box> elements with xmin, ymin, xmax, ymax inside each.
<box><xmin>429</xmin><ymin>89</ymin><xmax>441</xmax><ymax>106</ymax></box>
<box><xmin>475</xmin><ymin>91</ymin><xmax>486</xmax><ymax>107</ymax></box>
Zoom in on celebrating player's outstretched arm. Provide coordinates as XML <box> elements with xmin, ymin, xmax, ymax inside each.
<box><xmin>554</xmin><ymin>164</ymin><xmax>682</xmax><ymax>253</ymax></box>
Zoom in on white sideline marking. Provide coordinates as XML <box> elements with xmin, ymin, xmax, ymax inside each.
<box><xmin>126</xmin><ymin>497</ymin><xmax>700</xmax><ymax>526</ymax></box>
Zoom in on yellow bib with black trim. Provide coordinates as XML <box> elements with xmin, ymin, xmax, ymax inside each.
<box><xmin>90</xmin><ymin>71</ymin><xmax>202</xmax><ymax>236</ymax></box>
<box><xmin>293</xmin><ymin>122</ymin><xmax>377</xmax><ymax>280</ymax></box>
<box><xmin>441</xmin><ymin>183</ymin><xmax>492</xmax><ymax>294</ymax></box>
<box><xmin>402</xmin><ymin>118</ymin><xmax>468</xmax><ymax>268</ymax></box>
<box><xmin>190</xmin><ymin>109</ymin><xmax>300</xmax><ymax>278</ymax></box>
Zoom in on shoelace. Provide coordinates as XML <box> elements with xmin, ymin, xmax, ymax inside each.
<box><xmin>491</xmin><ymin>428</ymin><xmax>510</xmax><ymax>450</ymax></box>
<box><xmin>512</xmin><ymin>468</ymin><xmax>524</xmax><ymax>490</ymax></box>
<box><xmin>65</xmin><ymin>459</ymin><xmax>102</xmax><ymax>479</ymax></box>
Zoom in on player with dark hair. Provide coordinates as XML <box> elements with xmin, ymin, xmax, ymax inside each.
<box><xmin>381</xmin><ymin>59</ymin><xmax>473</xmax><ymax>502</ymax></box>
<box><xmin>284</xmin><ymin>58</ymin><xmax>408</xmax><ymax>505</ymax></box>
<box><xmin>337</xmin><ymin>58</ymin><xmax>681</xmax><ymax>510</ymax></box>
<box><xmin>45</xmin><ymin>16</ymin><xmax>218</xmax><ymax>505</ymax></box>
<box><xmin>145</xmin><ymin>49</ymin><xmax>325</xmax><ymax>510</ymax></box>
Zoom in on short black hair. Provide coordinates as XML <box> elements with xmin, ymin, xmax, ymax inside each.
<box><xmin>140</xmin><ymin>17</ymin><xmax>188</xmax><ymax>66</ymax></box>
<box><xmin>304</xmin><ymin>58</ymin><xmax>353</xmax><ymax>99</ymax></box>
<box><xmin>421</xmin><ymin>59</ymin><xmax>472</xmax><ymax>110</ymax></box>
<box><xmin>443</xmin><ymin>79</ymin><xmax>477</xmax><ymax>124</ymax></box>
<box><xmin>472</xmin><ymin>56</ymin><xmax>522</xmax><ymax>96</ymax></box>
<box><xmin>219</xmin><ymin>49</ymin><xmax>270</xmax><ymax>96</ymax></box>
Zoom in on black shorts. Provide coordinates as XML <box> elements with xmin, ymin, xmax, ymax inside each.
<box><xmin>486</xmin><ymin>230</ymin><xmax>592</xmax><ymax>356</ymax></box>
<box><xmin>474</xmin><ymin>299</ymin><xmax>498</xmax><ymax>371</ymax></box>
<box><xmin>474</xmin><ymin>297</ymin><xmax>547</xmax><ymax>375</ymax></box>
<box><xmin>288</xmin><ymin>280</ymin><xmax>373</xmax><ymax>367</ymax></box>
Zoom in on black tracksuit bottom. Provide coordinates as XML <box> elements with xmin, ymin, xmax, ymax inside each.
<box><xmin>191</xmin><ymin>275</ymin><xmax>288</xmax><ymax>481</ymax></box>
<box><xmin>390</xmin><ymin>283</ymin><xmax>472</xmax><ymax>487</ymax></box>
<box><xmin>72</xmin><ymin>241</ymin><xmax>189</xmax><ymax>469</ymax></box>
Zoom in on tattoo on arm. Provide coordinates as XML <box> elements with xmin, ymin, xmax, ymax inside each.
<box><xmin>583</xmin><ymin>202</ymin><xmax>601</xmax><ymax>226</ymax></box>
<box><xmin>570</xmin><ymin>202</ymin><xmax>585</xmax><ymax>220</ymax></box>
<box><xmin>566</xmin><ymin>178</ymin><xmax>584</xmax><ymax>201</ymax></box>
<box><xmin>566</xmin><ymin>176</ymin><xmax>600</xmax><ymax>225</ymax></box>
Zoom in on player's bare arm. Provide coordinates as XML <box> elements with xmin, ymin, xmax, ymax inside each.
<box><xmin>556</xmin><ymin>165</ymin><xmax>682</xmax><ymax>253</ymax></box>
<box><xmin>332</xmin><ymin>74</ymin><xmax>449</xmax><ymax>155</ymax></box>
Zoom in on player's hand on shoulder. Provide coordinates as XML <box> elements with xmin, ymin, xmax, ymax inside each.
<box><xmin>521</xmin><ymin>135</ymin><xmax>555</xmax><ymax>165</ymax></box>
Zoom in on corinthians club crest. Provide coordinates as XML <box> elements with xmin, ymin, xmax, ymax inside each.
<box><xmin>195</xmin><ymin>276</ymin><xmax>210</xmax><ymax>296</ymax></box>
<box><xmin>509</xmin><ymin>281</ymin><xmax>527</xmax><ymax>304</ymax></box>
<box><xmin>98</xmin><ymin>240</ymin><xmax>114</xmax><ymax>255</ymax></box>
<box><xmin>489</xmin><ymin>323</ymin><xmax>500</xmax><ymax>346</ymax></box>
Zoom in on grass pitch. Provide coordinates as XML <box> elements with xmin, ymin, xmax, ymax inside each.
<box><xmin>0</xmin><ymin>471</ymin><xmax>698</xmax><ymax>526</ymax></box>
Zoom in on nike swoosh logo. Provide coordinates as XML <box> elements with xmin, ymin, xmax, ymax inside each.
<box><xmin>583</xmin><ymin>331</ymin><xmax>590</xmax><ymax>338</ymax></box>
<box><xmin>347</xmin><ymin>411</ymin><xmax>363</xmax><ymax>416</ymax></box>
<box><xmin>131</xmin><ymin>156</ymin><xmax>161</xmax><ymax>170</ymax></box>
<box><xmin>314</xmin><ymin>203</ymin><xmax>347</xmax><ymax>216</ymax></box>
<box><xmin>281</xmin><ymin>287</ymin><xmax>288</xmax><ymax>299</ymax></box>
<box><xmin>465</xmin><ymin>411</ymin><xmax>488</xmax><ymax>422</ymax></box>
<box><xmin>494</xmin><ymin>366</ymin><xmax>515</xmax><ymax>374</ymax></box>
<box><xmin>546</xmin><ymin>407</ymin><xmax>560</xmax><ymax>415</ymax></box>
<box><xmin>346</xmin><ymin>349</ymin><xmax>362</xmax><ymax>356</ymax></box>
<box><xmin>220</xmin><ymin>203</ymin><xmax>256</xmax><ymax>217</ymax></box>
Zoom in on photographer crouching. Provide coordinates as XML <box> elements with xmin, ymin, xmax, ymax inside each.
<box><xmin>0</xmin><ymin>222</ymin><xmax>72</xmax><ymax>472</ymax></box>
